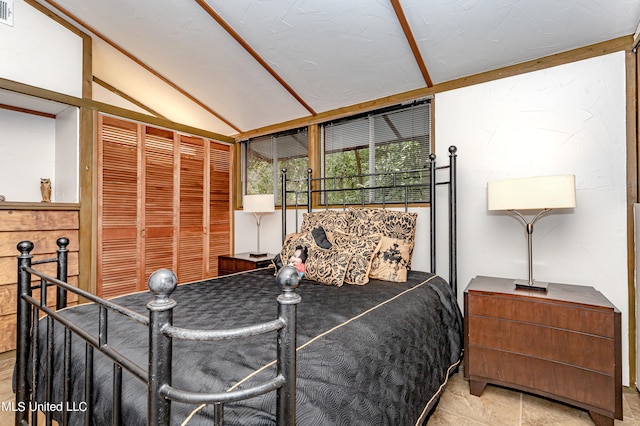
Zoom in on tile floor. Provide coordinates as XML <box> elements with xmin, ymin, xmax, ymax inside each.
<box><xmin>429</xmin><ymin>368</ymin><xmax>640</xmax><ymax>425</ymax></box>
<box><xmin>1</xmin><ymin>356</ymin><xmax>639</xmax><ymax>425</ymax></box>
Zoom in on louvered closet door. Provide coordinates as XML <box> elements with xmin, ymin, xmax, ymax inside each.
<box><xmin>209</xmin><ymin>143</ymin><xmax>231</xmax><ymax>277</ymax></box>
<box><xmin>98</xmin><ymin>115</ymin><xmax>232</xmax><ymax>295</ymax></box>
<box><xmin>98</xmin><ymin>116</ymin><xmax>140</xmax><ymax>298</ymax></box>
<box><xmin>143</xmin><ymin>126</ymin><xmax>176</xmax><ymax>285</ymax></box>
<box><xmin>178</xmin><ymin>135</ymin><xmax>205</xmax><ymax>283</ymax></box>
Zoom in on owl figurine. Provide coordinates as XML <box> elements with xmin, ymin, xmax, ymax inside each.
<box><xmin>40</xmin><ymin>178</ymin><xmax>52</xmax><ymax>202</ymax></box>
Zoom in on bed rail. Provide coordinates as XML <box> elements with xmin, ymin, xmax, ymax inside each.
<box><xmin>16</xmin><ymin>238</ymin><xmax>300</xmax><ymax>426</ymax></box>
<box><xmin>281</xmin><ymin>145</ymin><xmax>457</xmax><ymax>296</ymax></box>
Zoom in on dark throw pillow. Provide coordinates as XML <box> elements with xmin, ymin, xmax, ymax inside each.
<box><xmin>312</xmin><ymin>226</ymin><xmax>332</xmax><ymax>249</ymax></box>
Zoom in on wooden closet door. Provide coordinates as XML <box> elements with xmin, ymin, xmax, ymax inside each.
<box><xmin>98</xmin><ymin>115</ymin><xmax>232</xmax><ymax>295</ymax></box>
<box><xmin>98</xmin><ymin>116</ymin><xmax>140</xmax><ymax>298</ymax></box>
<box><xmin>178</xmin><ymin>135</ymin><xmax>205</xmax><ymax>283</ymax></box>
<box><xmin>143</xmin><ymin>126</ymin><xmax>176</xmax><ymax>285</ymax></box>
<box><xmin>209</xmin><ymin>142</ymin><xmax>231</xmax><ymax>277</ymax></box>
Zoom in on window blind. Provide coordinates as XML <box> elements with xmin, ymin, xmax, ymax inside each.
<box><xmin>244</xmin><ymin>127</ymin><xmax>308</xmax><ymax>205</ymax></box>
<box><xmin>322</xmin><ymin>99</ymin><xmax>432</xmax><ymax>204</ymax></box>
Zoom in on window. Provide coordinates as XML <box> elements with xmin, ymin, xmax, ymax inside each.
<box><xmin>241</xmin><ymin>99</ymin><xmax>432</xmax><ymax>208</ymax></box>
<box><xmin>322</xmin><ymin>99</ymin><xmax>431</xmax><ymax>205</ymax></box>
<box><xmin>243</xmin><ymin>127</ymin><xmax>308</xmax><ymax>206</ymax></box>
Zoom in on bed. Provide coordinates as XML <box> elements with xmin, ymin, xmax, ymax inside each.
<box><xmin>13</xmin><ymin>146</ymin><xmax>462</xmax><ymax>425</ymax></box>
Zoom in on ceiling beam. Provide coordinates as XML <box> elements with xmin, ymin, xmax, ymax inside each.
<box><xmin>0</xmin><ymin>103</ymin><xmax>56</xmax><ymax>119</ymax></box>
<box><xmin>193</xmin><ymin>0</ymin><xmax>317</xmax><ymax>116</ymax></box>
<box><xmin>36</xmin><ymin>0</ymin><xmax>242</xmax><ymax>133</ymax></box>
<box><xmin>390</xmin><ymin>0</ymin><xmax>433</xmax><ymax>87</ymax></box>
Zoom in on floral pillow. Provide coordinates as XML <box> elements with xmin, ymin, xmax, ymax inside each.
<box><xmin>369</xmin><ymin>236</ymin><xmax>412</xmax><ymax>282</ymax></box>
<box><xmin>304</xmin><ymin>245</ymin><xmax>352</xmax><ymax>286</ymax></box>
<box><xmin>300</xmin><ymin>210</ymin><xmax>352</xmax><ymax>233</ymax></box>
<box><xmin>348</xmin><ymin>208</ymin><xmax>417</xmax><ymax>242</ymax></box>
<box><xmin>348</xmin><ymin>208</ymin><xmax>417</xmax><ymax>268</ymax></box>
<box><xmin>331</xmin><ymin>231</ymin><xmax>382</xmax><ymax>285</ymax></box>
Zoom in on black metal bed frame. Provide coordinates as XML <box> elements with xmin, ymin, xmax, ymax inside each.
<box><xmin>15</xmin><ymin>239</ymin><xmax>301</xmax><ymax>426</ymax></box>
<box><xmin>281</xmin><ymin>145</ymin><xmax>458</xmax><ymax>296</ymax></box>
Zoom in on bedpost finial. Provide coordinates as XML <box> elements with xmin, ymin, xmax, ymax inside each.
<box><xmin>449</xmin><ymin>145</ymin><xmax>457</xmax><ymax>155</ymax></box>
<box><xmin>57</xmin><ymin>237</ymin><xmax>69</xmax><ymax>250</ymax></box>
<box><xmin>147</xmin><ymin>269</ymin><xmax>178</xmax><ymax>310</ymax></box>
<box><xmin>148</xmin><ymin>269</ymin><xmax>177</xmax><ymax>295</ymax></box>
<box><xmin>276</xmin><ymin>265</ymin><xmax>300</xmax><ymax>290</ymax></box>
<box><xmin>17</xmin><ymin>241</ymin><xmax>34</xmax><ymax>255</ymax></box>
<box><xmin>429</xmin><ymin>153</ymin><xmax>436</xmax><ymax>161</ymax></box>
<box><xmin>276</xmin><ymin>265</ymin><xmax>302</xmax><ymax>304</ymax></box>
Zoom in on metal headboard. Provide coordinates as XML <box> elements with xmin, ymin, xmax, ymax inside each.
<box><xmin>281</xmin><ymin>145</ymin><xmax>458</xmax><ymax>296</ymax></box>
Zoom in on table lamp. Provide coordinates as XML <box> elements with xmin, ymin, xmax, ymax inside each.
<box><xmin>243</xmin><ymin>194</ymin><xmax>275</xmax><ymax>257</ymax></box>
<box><xmin>487</xmin><ymin>175</ymin><xmax>576</xmax><ymax>291</ymax></box>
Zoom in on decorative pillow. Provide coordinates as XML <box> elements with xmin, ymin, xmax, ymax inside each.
<box><xmin>348</xmin><ymin>208</ymin><xmax>417</xmax><ymax>267</ymax></box>
<box><xmin>369</xmin><ymin>236</ymin><xmax>412</xmax><ymax>282</ymax></box>
<box><xmin>279</xmin><ymin>232</ymin><xmax>315</xmax><ymax>264</ymax></box>
<box><xmin>300</xmin><ymin>210</ymin><xmax>352</xmax><ymax>233</ymax></box>
<box><xmin>348</xmin><ymin>208</ymin><xmax>417</xmax><ymax>241</ymax></box>
<box><xmin>380</xmin><ymin>210</ymin><xmax>418</xmax><ymax>268</ymax></box>
<box><xmin>304</xmin><ymin>246</ymin><xmax>352</xmax><ymax>286</ymax></box>
<box><xmin>347</xmin><ymin>208</ymin><xmax>386</xmax><ymax>236</ymax></box>
<box><xmin>331</xmin><ymin>231</ymin><xmax>382</xmax><ymax>285</ymax></box>
<box><xmin>380</xmin><ymin>210</ymin><xmax>418</xmax><ymax>244</ymax></box>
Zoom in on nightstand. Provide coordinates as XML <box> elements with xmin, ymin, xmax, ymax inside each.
<box><xmin>217</xmin><ymin>252</ymin><xmax>274</xmax><ymax>276</ymax></box>
<box><xmin>464</xmin><ymin>276</ymin><xmax>622</xmax><ymax>426</ymax></box>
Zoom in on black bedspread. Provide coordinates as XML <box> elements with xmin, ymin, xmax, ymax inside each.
<box><xmin>33</xmin><ymin>268</ymin><xmax>463</xmax><ymax>425</ymax></box>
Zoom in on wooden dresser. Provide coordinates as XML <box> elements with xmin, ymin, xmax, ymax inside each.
<box><xmin>464</xmin><ymin>276</ymin><xmax>622</xmax><ymax>426</ymax></box>
<box><xmin>0</xmin><ymin>204</ymin><xmax>81</xmax><ymax>354</ymax></box>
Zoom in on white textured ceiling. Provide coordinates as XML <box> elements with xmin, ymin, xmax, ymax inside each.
<box><xmin>33</xmin><ymin>0</ymin><xmax>640</xmax><ymax>137</ymax></box>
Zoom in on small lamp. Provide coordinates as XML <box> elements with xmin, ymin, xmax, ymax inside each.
<box><xmin>243</xmin><ymin>194</ymin><xmax>275</xmax><ymax>257</ymax></box>
<box><xmin>487</xmin><ymin>175</ymin><xmax>576</xmax><ymax>292</ymax></box>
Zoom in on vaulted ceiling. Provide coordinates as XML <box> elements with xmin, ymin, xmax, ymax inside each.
<box><xmin>33</xmin><ymin>0</ymin><xmax>640</xmax><ymax>139</ymax></box>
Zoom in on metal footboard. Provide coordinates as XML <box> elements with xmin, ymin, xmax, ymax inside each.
<box><xmin>16</xmin><ymin>238</ymin><xmax>301</xmax><ymax>426</ymax></box>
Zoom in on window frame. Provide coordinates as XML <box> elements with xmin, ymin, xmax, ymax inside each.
<box><xmin>239</xmin><ymin>98</ymin><xmax>433</xmax><ymax>210</ymax></box>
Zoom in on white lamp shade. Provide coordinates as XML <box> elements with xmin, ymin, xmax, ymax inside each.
<box><xmin>488</xmin><ymin>175</ymin><xmax>576</xmax><ymax>211</ymax></box>
<box><xmin>243</xmin><ymin>194</ymin><xmax>275</xmax><ymax>213</ymax></box>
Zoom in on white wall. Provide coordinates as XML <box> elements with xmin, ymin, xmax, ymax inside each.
<box><xmin>435</xmin><ymin>51</ymin><xmax>628</xmax><ymax>384</ymax></box>
<box><xmin>0</xmin><ymin>107</ymin><xmax>79</xmax><ymax>203</ymax></box>
<box><xmin>54</xmin><ymin>106</ymin><xmax>80</xmax><ymax>202</ymax></box>
<box><xmin>235</xmin><ymin>210</ymin><xmax>282</xmax><ymax>255</ymax></box>
<box><xmin>0</xmin><ymin>109</ymin><xmax>56</xmax><ymax>202</ymax></box>
<box><xmin>0</xmin><ymin>0</ymin><xmax>83</xmax><ymax>97</ymax></box>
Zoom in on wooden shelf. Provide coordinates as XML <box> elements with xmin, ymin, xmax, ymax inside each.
<box><xmin>0</xmin><ymin>202</ymin><xmax>79</xmax><ymax>211</ymax></box>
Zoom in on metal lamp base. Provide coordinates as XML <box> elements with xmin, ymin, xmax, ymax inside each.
<box><xmin>514</xmin><ymin>279</ymin><xmax>548</xmax><ymax>292</ymax></box>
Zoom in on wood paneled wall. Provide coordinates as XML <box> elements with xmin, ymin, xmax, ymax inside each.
<box><xmin>0</xmin><ymin>206</ymin><xmax>80</xmax><ymax>353</ymax></box>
